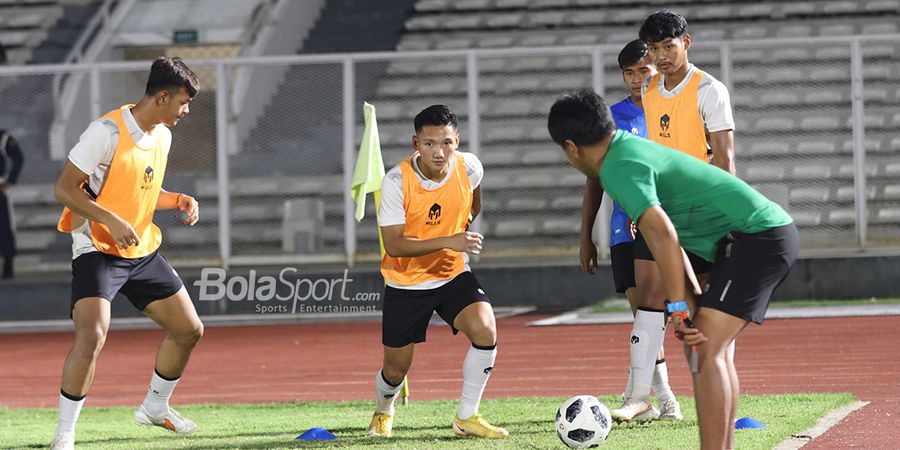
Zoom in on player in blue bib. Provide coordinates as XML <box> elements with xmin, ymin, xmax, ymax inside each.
<box><xmin>578</xmin><ymin>40</ymin><xmax>682</xmax><ymax>421</ymax></box>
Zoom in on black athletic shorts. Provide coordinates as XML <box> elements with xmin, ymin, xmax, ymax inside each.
<box><xmin>71</xmin><ymin>249</ymin><xmax>184</xmax><ymax>314</ymax></box>
<box><xmin>699</xmin><ymin>223</ymin><xmax>799</xmax><ymax>324</ymax></box>
<box><xmin>610</xmin><ymin>242</ymin><xmax>636</xmax><ymax>293</ymax></box>
<box><xmin>382</xmin><ymin>271</ymin><xmax>490</xmax><ymax>348</ymax></box>
<box><xmin>633</xmin><ymin>231</ymin><xmax>714</xmax><ymax>274</ymax></box>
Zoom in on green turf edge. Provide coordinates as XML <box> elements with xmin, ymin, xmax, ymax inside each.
<box><xmin>0</xmin><ymin>393</ymin><xmax>855</xmax><ymax>449</ymax></box>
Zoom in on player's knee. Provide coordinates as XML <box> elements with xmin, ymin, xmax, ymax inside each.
<box><xmin>172</xmin><ymin>322</ymin><xmax>204</xmax><ymax>347</ymax></box>
<box><xmin>692</xmin><ymin>344</ymin><xmax>724</xmax><ymax>370</ymax></box>
<box><xmin>382</xmin><ymin>365</ymin><xmax>408</xmax><ymax>385</ymax></box>
<box><xmin>468</xmin><ymin>321</ymin><xmax>497</xmax><ymax>347</ymax></box>
<box><xmin>74</xmin><ymin>327</ymin><xmax>107</xmax><ymax>358</ymax></box>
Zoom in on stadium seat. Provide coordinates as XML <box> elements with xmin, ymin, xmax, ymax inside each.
<box><xmin>823</xmin><ymin>1</ymin><xmax>862</xmax><ymax>14</ymax></box>
<box><xmin>836</xmin><ymin>185</ymin><xmax>877</xmax><ymax>201</ymax></box>
<box><xmin>457</xmin><ymin>0</ymin><xmax>493</xmax><ymax>10</ymax></box>
<box><xmin>744</xmin><ymin>165</ymin><xmax>787</xmax><ymax>181</ymax></box>
<box><xmin>691</xmin><ymin>28</ymin><xmax>727</xmax><ymax>41</ymax></box>
<box><xmin>883</xmin><ymin>184</ymin><xmax>900</xmax><ymax>200</ymax></box>
<box><xmin>861</xmin><ymin>21</ymin><xmax>898</xmax><ymax>35</ymax></box>
<box><xmin>827</xmin><ymin>208</ymin><xmax>857</xmax><ymax>225</ymax></box>
<box><xmin>732</xmin><ymin>25</ymin><xmax>770</xmax><ymax>40</ymax></box>
<box><xmin>738</xmin><ymin>4</ymin><xmax>775</xmax><ymax>19</ymax></box>
<box><xmin>793</xmin><ymin>164</ymin><xmax>834</xmax><ymax>179</ymax></box>
<box><xmin>541</xmin><ymin>218</ymin><xmax>579</xmax><ymax>235</ymax></box>
<box><xmin>493</xmin><ymin>218</ymin><xmax>538</xmax><ymax>237</ymax></box>
<box><xmin>507</xmin><ymin>197</ymin><xmax>548</xmax><ymax>211</ymax></box>
<box><xmin>865</xmin><ymin>0</ymin><xmax>900</xmax><ymax>12</ymax></box>
<box><xmin>804</xmin><ymin>90</ymin><xmax>846</xmax><ymax>105</ymax></box>
<box><xmin>790</xmin><ymin>186</ymin><xmax>831</xmax><ymax>202</ymax></box>
<box><xmin>749</xmin><ymin>141</ymin><xmax>790</xmax><ymax>156</ymax></box>
<box><xmin>694</xmin><ymin>5</ymin><xmax>732</xmax><ymax>20</ymax></box>
<box><xmin>791</xmin><ymin>210</ymin><xmax>822</xmax><ymax>226</ymax></box>
<box><xmin>551</xmin><ymin>196</ymin><xmax>583</xmax><ymax>210</ymax></box>
<box><xmin>780</xmin><ymin>2</ymin><xmax>818</xmax><ymax>17</ymax></box>
<box><xmin>777</xmin><ymin>25</ymin><xmax>814</xmax><ymax>38</ymax></box>
<box><xmin>796</xmin><ymin>140</ymin><xmax>839</xmax><ymax>154</ymax></box>
<box><xmin>800</xmin><ymin>115</ymin><xmax>842</xmax><ymax>131</ymax></box>
<box><xmin>818</xmin><ymin>22</ymin><xmax>856</xmax><ymax>36</ymax></box>
<box><xmin>877</xmin><ymin>207</ymin><xmax>900</xmax><ymax>223</ymax></box>
<box><xmin>760</xmin><ymin>90</ymin><xmax>801</xmax><ymax>106</ymax></box>
<box><xmin>415</xmin><ymin>0</ymin><xmax>449</xmax><ymax>12</ymax></box>
<box><xmin>756</xmin><ymin>117</ymin><xmax>796</xmax><ymax>132</ymax></box>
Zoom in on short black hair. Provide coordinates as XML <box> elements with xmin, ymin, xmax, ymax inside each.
<box><xmin>145</xmin><ymin>56</ymin><xmax>199</xmax><ymax>97</ymax></box>
<box><xmin>414</xmin><ymin>104</ymin><xmax>458</xmax><ymax>133</ymax></box>
<box><xmin>547</xmin><ymin>90</ymin><xmax>617</xmax><ymax>147</ymax></box>
<box><xmin>639</xmin><ymin>10</ymin><xmax>688</xmax><ymax>44</ymax></box>
<box><xmin>618</xmin><ymin>39</ymin><xmax>649</xmax><ymax>70</ymax></box>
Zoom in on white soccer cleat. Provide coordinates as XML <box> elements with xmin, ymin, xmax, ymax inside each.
<box><xmin>610</xmin><ymin>397</ymin><xmax>656</xmax><ymax>423</ymax></box>
<box><xmin>134</xmin><ymin>404</ymin><xmax>197</xmax><ymax>434</ymax></box>
<box><xmin>658</xmin><ymin>398</ymin><xmax>683</xmax><ymax>421</ymax></box>
<box><xmin>50</xmin><ymin>432</ymin><xmax>75</xmax><ymax>450</ymax></box>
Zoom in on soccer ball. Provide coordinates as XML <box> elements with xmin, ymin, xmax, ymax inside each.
<box><xmin>555</xmin><ymin>395</ymin><xmax>612</xmax><ymax>448</ymax></box>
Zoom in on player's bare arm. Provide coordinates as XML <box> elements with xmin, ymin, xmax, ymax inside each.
<box><xmin>54</xmin><ymin>160</ymin><xmax>138</xmax><ymax>249</ymax></box>
<box><xmin>156</xmin><ymin>189</ymin><xmax>199</xmax><ymax>226</ymax></box>
<box><xmin>579</xmin><ymin>176</ymin><xmax>602</xmax><ymax>274</ymax></box>
<box><xmin>381</xmin><ymin>224</ymin><xmax>483</xmax><ymax>258</ymax></box>
<box><xmin>708</xmin><ymin>129</ymin><xmax>735</xmax><ymax>175</ymax></box>
<box><xmin>470</xmin><ymin>185</ymin><xmax>482</xmax><ymax>222</ymax></box>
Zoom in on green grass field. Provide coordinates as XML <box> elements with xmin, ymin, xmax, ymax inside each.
<box><xmin>1</xmin><ymin>393</ymin><xmax>853</xmax><ymax>449</ymax></box>
<box><xmin>592</xmin><ymin>297</ymin><xmax>900</xmax><ymax>314</ymax></box>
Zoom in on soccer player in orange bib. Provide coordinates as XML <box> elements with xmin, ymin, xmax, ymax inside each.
<box><xmin>51</xmin><ymin>57</ymin><xmax>202</xmax><ymax>450</ymax></box>
<box><xmin>612</xmin><ymin>9</ymin><xmax>737</xmax><ymax>424</ymax></box>
<box><xmin>367</xmin><ymin>105</ymin><xmax>508</xmax><ymax>440</ymax></box>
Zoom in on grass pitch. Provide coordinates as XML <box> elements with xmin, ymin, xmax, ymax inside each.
<box><xmin>1</xmin><ymin>393</ymin><xmax>853</xmax><ymax>449</ymax></box>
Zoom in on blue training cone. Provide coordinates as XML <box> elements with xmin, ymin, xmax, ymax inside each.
<box><xmin>296</xmin><ymin>427</ymin><xmax>337</xmax><ymax>440</ymax></box>
<box><xmin>735</xmin><ymin>417</ymin><xmax>767</xmax><ymax>429</ymax></box>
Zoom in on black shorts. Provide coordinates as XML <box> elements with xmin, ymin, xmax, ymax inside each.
<box><xmin>699</xmin><ymin>223</ymin><xmax>799</xmax><ymax>324</ymax></box>
<box><xmin>610</xmin><ymin>242</ymin><xmax>636</xmax><ymax>293</ymax></box>
<box><xmin>71</xmin><ymin>250</ymin><xmax>184</xmax><ymax>314</ymax></box>
<box><xmin>382</xmin><ymin>271</ymin><xmax>490</xmax><ymax>348</ymax></box>
<box><xmin>633</xmin><ymin>231</ymin><xmax>714</xmax><ymax>274</ymax></box>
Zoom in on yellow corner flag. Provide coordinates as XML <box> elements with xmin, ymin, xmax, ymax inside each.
<box><xmin>350</xmin><ymin>102</ymin><xmax>386</xmax><ymax>223</ymax></box>
<box><xmin>349</xmin><ymin>102</ymin><xmax>409</xmax><ymax>403</ymax></box>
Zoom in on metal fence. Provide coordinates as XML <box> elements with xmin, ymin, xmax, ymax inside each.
<box><xmin>3</xmin><ymin>34</ymin><xmax>899</xmax><ymax>270</ymax></box>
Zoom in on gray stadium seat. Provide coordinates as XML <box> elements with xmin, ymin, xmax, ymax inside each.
<box><xmin>415</xmin><ymin>0</ymin><xmax>450</xmax><ymax>12</ymax></box>
<box><xmin>456</xmin><ymin>0</ymin><xmax>493</xmax><ymax>10</ymax></box>
<box><xmin>507</xmin><ymin>197</ymin><xmax>548</xmax><ymax>211</ymax></box>
<box><xmin>525</xmin><ymin>11</ymin><xmax>568</xmax><ymax>27</ymax></box>
<box><xmin>777</xmin><ymin>25</ymin><xmax>814</xmax><ymax>38</ymax></box>
<box><xmin>486</xmin><ymin>12</ymin><xmax>525</xmax><ymax>28</ymax></box>
<box><xmin>493</xmin><ymin>218</ymin><xmax>537</xmax><ymax>237</ymax></box>
<box><xmin>435</xmin><ymin>37</ymin><xmax>476</xmax><ymax>49</ymax></box>
<box><xmin>542</xmin><ymin>218</ymin><xmax>579</xmax><ymax>235</ymax></box>
<box><xmin>877</xmin><ymin>207</ymin><xmax>900</xmax><ymax>223</ymax></box>
<box><xmin>823</xmin><ymin>1</ymin><xmax>862</xmax><ymax>14</ymax></box>
<box><xmin>836</xmin><ymin>185</ymin><xmax>876</xmax><ymax>201</ymax></box>
<box><xmin>790</xmin><ymin>186</ymin><xmax>830</xmax><ymax>202</ymax></box>
<box><xmin>863</xmin><ymin>87</ymin><xmax>890</xmax><ymax>102</ymax></box>
<box><xmin>884</xmin><ymin>162</ymin><xmax>900</xmax><ymax>177</ymax></box>
<box><xmin>760</xmin><ymin>90</ymin><xmax>801</xmax><ymax>106</ymax></box>
<box><xmin>561</xmin><ymin>33</ymin><xmax>600</xmax><ymax>45</ymax></box>
<box><xmin>804</xmin><ymin>90</ymin><xmax>846</xmax><ymax>105</ymax></box>
<box><xmin>17</xmin><ymin>231</ymin><xmax>55</xmax><ymax>252</ymax></box>
<box><xmin>793</xmin><ymin>164</ymin><xmax>835</xmax><ymax>179</ymax></box>
<box><xmin>756</xmin><ymin>117</ymin><xmax>796</xmax><ymax>132</ymax></box>
<box><xmin>744</xmin><ymin>165</ymin><xmax>787</xmax><ymax>181</ymax></box>
<box><xmin>695</xmin><ymin>5</ymin><xmax>731</xmax><ymax>20</ymax></box>
<box><xmin>791</xmin><ymin>210</ymin><xmax>822</xmax><ymax>226</ymax></box>
<box><xmin>551</xmin><ymin>196</ymin><xmax>582</xmax><ymax>210</ymax></box>
<box><xmin>496</xmin><ymin>0</ymin><xmax>528</xmax><ymax>7</ymax></box>
<box><xmin>568</xmin><ymin>10</ymin><xmax>610</xmax><ymax>26</ymax></box>
<box><xmin>801</xmin><ymin>115</ymin><xmax>842</xmax><ymax>131</ymax></box>
<box><xmin>691</xmin><ymin>28</ymin><xmax>727</xmax><ymax>41</ymax></box>
<box><xmin>738</xmin><ymin>4</ymin><xmax>774</xmax><ymax>19</ymax></box>
<box><xmin>861</xmin><ymin>21</ymin><xmax>898</xmax><ymax>35</ymax></box>
<box><xmin>531</xmin><ymin>0</ymin><xmax>574</xmax><ymax>8</ymax></box>
<box><xmin>818</xmin><ymin>23</ymin><xmax>856</xmax><ymax>36</ymax></box>
<box><xmin>480</xmin><ymin>149</ymin><xmax>520</xmax><ymax>165</ymax></box>
<box><xmin>780</xmin><ymin>2</ymin><xmax>817</xmax><ymax>16</ymax></box>
<box><xmin>796</xmin><ymin>140</ymin><xmax>838</xmax><ymax>154</ymax></box>
<box><xmin>865</xmin><ymin>0</ymin><xmax>900</xmax><ymax>13</ymax></box>
<box><xmin>522</xmin><ymin>149</ymin><xmax>564</xmax><ymax>164</ymax></box>
<box><xmin>749</xmin><ymin>141</ymin><xmax>790</xmax><ymax>156</ymax></box>
<box><xmin>446</xmin><ymin>15</ymin><xmax>484</xmax><ymax>29</ymax></box>
<box><xmin>732</xmin><ymin>26</ymin><xmax>770</xmax><ymax>40</ymax></box>
<box><xmin>827</xmin><ymin>208</ymin><xmax>856</xmax><ymax>225</ymax></box>
<box><xmin>810</xmin><ymin>66</ymin><xmax>850</xmax><ymax>81</ymax></box>
<box><xmin>520</xmin><ymin>33</ymin><xmax>559</xmax><ymax>46</ymax></box>
<box><xmin>815</xmin><ymin>46</ymin><xmax>852</xmax><ymax>60</ymax></box>
<box><xmin>883</xmin><ymin>184</ymin><xmax>900</xmax><ymax>200</ymax></box>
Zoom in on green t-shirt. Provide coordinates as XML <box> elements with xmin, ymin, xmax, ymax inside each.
<box><xmin>600</xmin><ymin>130</ymin><xmax>793</xmax><ymax>262</ymax></box>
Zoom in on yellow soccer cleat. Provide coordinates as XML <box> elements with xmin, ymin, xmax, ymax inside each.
<box><xmin>452</xmin><ymin>413</ymin><xmax>509</xmax><ymax>439</ymax></box>
<box><xmin>367</xmin><ymin>412</ymin><xmax>394</xmax><ymax>438</ymax></box>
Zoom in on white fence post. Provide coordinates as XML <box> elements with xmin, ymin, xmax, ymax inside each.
<box><xmin>849</xmin><ymin>39</ymin><xmax>868</xmax><ymax>250</ymax></box>
<box><xmin>343</xmin><ymin>58</ymin><xmax>357</xmax><ymax>267</ymax></box>
<box><xmin>215</xmin><ymin>61</ymin><xmax>232</xmax><ymax>270</ymax></box>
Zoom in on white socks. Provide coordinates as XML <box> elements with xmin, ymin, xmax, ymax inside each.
<box><xmin>652</xmin><ymin>358</ymin><xmax>676</xmax><ymax>404</ymax></box>
<box><xmin>457</xmin><ymin>344</ymin><xmax>497</xmax><ymax>420</ymax></box>
<box><xmin>142</xmin><ymin>369</ymin><xmax>180</xmax><ymax>417</ymax></box>
<box><xmin>55</xmin><ymin>391</ymin><xmax>85</xmax><ymax>436</ymax></box>
<box><xmin>375</xmin><ymin>370</ymin><xmax>404</xmax><ymax>415</ymax></box>
<box><xmin>630</xmin><ymin>308</ymin><xmax>666</xmax><ymax>399</ymax></box>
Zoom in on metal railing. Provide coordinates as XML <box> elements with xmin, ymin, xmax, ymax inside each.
<box><xmin>1</xmin><ymin>33</ymin><xmax>897</xmax><ymax>270</ymax></box>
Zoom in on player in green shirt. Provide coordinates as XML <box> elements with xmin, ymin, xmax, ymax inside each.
<box><xmin>548</xmin><ymin>90</ymin><xmax>798</xmax><ymax>450</ymax></box>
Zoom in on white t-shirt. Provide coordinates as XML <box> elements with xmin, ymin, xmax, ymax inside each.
<box><xmin>378</xmin><ymin>151</ymin><xmax>483</xmax><ymax>290</ymax></box>
<box><xmin>641</xmin><ymin>64</ymin><xmax>736</xmax><ymax>133</ymax></box>
<box><xmin>67</xmin><ymin>108</ymin><xmax>172</xmax><ymax>259</ymax></box>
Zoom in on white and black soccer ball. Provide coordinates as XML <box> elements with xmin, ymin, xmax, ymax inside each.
<box><xmin>555</xmin><ymin>395</ymin><xmax>612</xmax><ymax>448</ymax></box>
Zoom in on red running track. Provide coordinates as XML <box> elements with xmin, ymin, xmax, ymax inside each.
<box><xmin>0</xmin><ymin>315</ymin><xmax>896</xmax><ymax>448</ymax></box>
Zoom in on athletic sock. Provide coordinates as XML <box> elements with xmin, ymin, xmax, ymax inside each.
<box><xmin>622</xmin><ymin>368</ymin><xmax>633</xmax><ymax>400</ymax></box>
<box><xmin>142</xmin><ymin>369</ymin><xmax>179</xmax><ymax>418</ymax></box>
<box><xmin>630</xmin><ymin>308</ymin><xmax>666</xmax><ymax>400</ymax></box>
<box><xmin>652</xmin><ymin>358</ymin><xmax>676</xmax><ymax>404</ymax></box>
<box><xmin>55</xmin><ymin>390</ymin><xmax>85</xmax><ymax>436</ymax></box>
<box><xmin>457</xmin><ymin>343</ymin><xmax>497</xmax><ymax>420</ymax></box>
<box><xmin>375</xmin><ymin>369</ymin><xmax>403</xmax><ymax>415</ymax></box>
